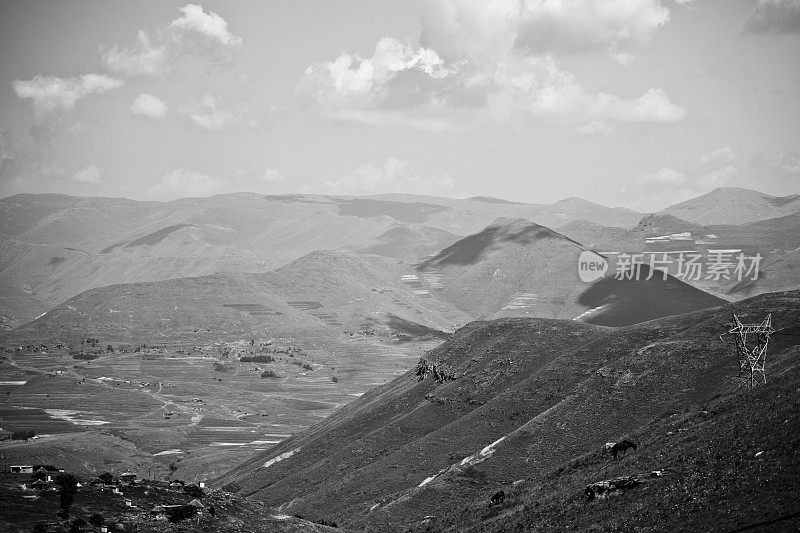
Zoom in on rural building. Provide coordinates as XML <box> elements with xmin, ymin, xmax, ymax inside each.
<box><xmin>120</xmin><ymin>472</ymin><xmax>137</xmax><ymax>483</ymax></box>
<box><xmin>10</xmin><ymin>465</ymin><xmax>34</xmax><ymax>474</ymax></box>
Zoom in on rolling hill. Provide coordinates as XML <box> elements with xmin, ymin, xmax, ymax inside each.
<box><xmin>658</xmin><ymin>187</ymin><xmax>800</xmax><ymax>225</ymax></box>
<box><xmin>559</xmin><ymin>210</ymin><xmax>800</xmax><ymax>299</ymax></box>
<box><xmin>415</xmin><ymin>217</ymin><xmax>725</xmax><ymax>324</ymax></box>
<box><xmin>0</xmin><ymin>192</ymin><xmax>644</xmax><ymax>328</ymax></box>
<box><xmin>8</xmin><ymin>250</ymin><xmax>470</xmax><ymax>342</ymax></box>
<box><xmin>215</xmin><ymin>290</ymin><xmax>800</xmax><ymax>532</ymax></box>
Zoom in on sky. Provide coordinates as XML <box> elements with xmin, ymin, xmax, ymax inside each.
<box><xmin>0</xmin><ymin>0</ymin><xmax>799</xmax><ymax>211</ymax></box>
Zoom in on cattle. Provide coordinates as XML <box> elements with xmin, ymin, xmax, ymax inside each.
<box><xmin>489</xmin><ymin>490</ymin><xmax>505</xmax><ymax>506</ymax></box>
<box><xmin>611</xmin><ymin>439</ymin><xmax>637</xmax><ymax>460</ymax></box>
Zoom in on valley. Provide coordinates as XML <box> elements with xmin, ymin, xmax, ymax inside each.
<box><xmin>0</xmin><ymin>188</ymin><xmax>798</xmax><ymax>532</ymax></box>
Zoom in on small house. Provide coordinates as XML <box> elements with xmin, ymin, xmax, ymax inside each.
<box><xmin>10</xmin><ymin>465</ymin><xmax>34</xmax><ymax>474</ymax></box>
<box><xmin>120</xmin><ymin>472</ymin><xmax>137</xmax><ymax>483</ymax></box>
<box><xmin>30</xmin><ymin>479</ymin><xmax>48</xmax><ymax>490</ymax></box>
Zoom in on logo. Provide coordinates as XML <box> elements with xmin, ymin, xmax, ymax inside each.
<box><xmin>578</xmin><ymin>251</ymin><xmax>608</xmax><ymax>282</ymax></box>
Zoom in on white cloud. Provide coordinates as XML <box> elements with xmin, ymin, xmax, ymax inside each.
<box><xmin>13</xmin><ymin>74</ymin><xmax>124</xmax><ymax>121</ymax></box>
<box><xmin>748</xmin><ymin>150</ymin><xmax>800</xmax><ymax>179</ymax></box>
<box><xmin>147</xmin><ymin>169</ymin><xmax>229</xmax><ymax>199</ymax></box>
<box><xmin>71</xmin><ymin>165</ymin><xmax>102</xmax><ymax>184</ymax></box>
<box><xmin>184</xmin><ymin>94</ymin><xmax>252</xmax><ymax>131</ymax></box>
<box><xmin>102</xmin><ymin>4</ymin><xmax>241</xmax><ymax>78</ymax></box>
<box><xmin>744</xmin><ymin>0</ymin><xmax>800</xmax><ymax>34</ymax></box>
<box><xmin>130</xmin><ymin>93</ymin><xmax>168</xmax><ymax>119</ymax></box>
<box><xmin>487</xmin><ymin>59</ymin><xmax>686</xmax><ymax>124</ymax></box>
<box><xmin>298</xmin><ymin>1</ymin><xmax>684</xmax><ymax>129</ymax></box>
<box><xmin>170</xmin><ymin>4</ymin><xmax>242</xmax><ymax>47</ymax></box>
<box><xmin>321</xmin><ymin>157</ymin><xmax>457</xmax><ymax>196</ymax></box>
<box><xmin>103</xmin><ymin>30</ymin><xmax>169</xmax><ymax>77</ymax></box>
<box><xmin>420</xmin><ymin>0</ymin><xmax>669</xmax><ymax>62</ymax></box>
<box><xmin>236</xmin><ymin>165</ymin><xmax>288</xmax><ymax>184</ymax></box>
<box><xmin>640</xmin><ymin>167</ymin><xmax>686</xmax><ymax>186</ymax></box>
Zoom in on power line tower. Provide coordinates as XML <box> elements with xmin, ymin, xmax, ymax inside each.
<box><xmin>727</xmin><ymin>313</ymin><xmax>774</xmax><ymax>388</ymax></box>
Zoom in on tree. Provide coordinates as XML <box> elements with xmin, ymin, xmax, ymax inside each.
<box><xmin>55</xmin><ymin>473</ymin><xmax>78</xmax><ymax>518</ymax></box>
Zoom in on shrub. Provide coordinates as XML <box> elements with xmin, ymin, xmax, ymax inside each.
<box><xmin>212</xmin><ymin>361</ymin><xmax>232</xmax><ymax>373</ymax></box>
<box><xmin>106</xmin><ymin>345</ymin><xmax>114</xmax><ymax>353</ymax></box>
<box><xmin>301</xmin><ymin>363</ymin><xmax>313</xmax><ymax>371</ymax></box>
<box><xmin>12</xmin><ymin>429</ymin><xmax>35</xmax><ymax>440</ymax></box>
<box><xmin>88</xmin><ymin>514</ymin><xmax>105</xmax><ymax>526</ymax></box>
<box><xmin>55</xmin><ymin>473</ymin><xmax>78</xmax><ymax>517</ymax></box>
<box><xmin>239</xmin><ymin>354</ymin><xmax>275</xmax><ymax>363</ymax></box>
<box><xmin>183</xmin><ymin>484</ymin><xmax>204</xmax><ymax>497</ymax></box>
<box><xmin>261</xmin><ymin>370</ymin><xmax>278</xmax><ymax>378</ymax></box>
<box><xmin>331</xmin><ymin>376</ymin><xmax>339</xmax><ymax>383</ymax></box>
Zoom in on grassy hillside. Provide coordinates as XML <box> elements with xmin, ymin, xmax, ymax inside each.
<box><xmin>415</xmin><ymin>217</ymin><xmax>725</xmax><ymax>324</ymax></box>
<box><xmin>7</xmin><ymin>250</ymin><xmax>469</xmax><ymax>342</ymax></box>
<box><xmin>214</xmin><ymin>290</ymin><xmax>800</xmax><ymax>531</ymax></box>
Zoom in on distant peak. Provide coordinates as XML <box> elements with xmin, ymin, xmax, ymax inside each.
<box><xmin>467</xmin><ymin>196</ymin><xmax>520</xmax><ymax>204</ymax></box>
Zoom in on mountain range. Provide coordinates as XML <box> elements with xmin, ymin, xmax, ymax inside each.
<box><xmin>3</xmin><ymin>186</ymin><xmax>798</xmax><ymax>332</ymax></box>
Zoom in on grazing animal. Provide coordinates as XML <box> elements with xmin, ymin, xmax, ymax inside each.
<box><xmin>490</xmin><ymin>490</ymin><xmax>505</xmax><ymax>506</ymax></box>
<box><xmin>611</xmin><ymin>439</ymin><xmax>637</xmax><ymax>460</ymax></box>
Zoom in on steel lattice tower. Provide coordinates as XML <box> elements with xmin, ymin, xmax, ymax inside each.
<box><xmin>727</xmin><ymin>313</ymin><xmax>774</xmax><ymax>388</ymax></box>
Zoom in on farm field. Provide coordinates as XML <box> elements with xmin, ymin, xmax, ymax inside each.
<box><xmin>0</xmin><ymin>333</ymin><xmax>439</xmax><ymax>482</ymax></box>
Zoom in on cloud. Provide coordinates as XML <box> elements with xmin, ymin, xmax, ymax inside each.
<box><xmin>420</xmin><ymin>0</ymin><xmax>669</xmax><ymax>62</ymax></box>
<box><xmin>147</xmin><ymin>169</ymin><xmax>229</xmax><ymax>199</ymax></box>
<box><xmin>237</xmin><ymin>165</ymin><xmax>287</xmax><ymax>184</ymax></box>
<box><xmin>486</xmin><ymin>60</ymin><xmax>686</xmax><ymax>124</ymax></box>
<box><xmin>320</xmin><ymin>157</ymin><xmax>458</xmax><ymax>196</ymax></box>
<box><xmin>744</xmin><ymin>0</ymin><xmax>800</xmax><ymax>34</ymax></box>
<box><xmin>102</xmin><ymin>30</ymin><xmax>169</xmax><ymax>77</ymax></box>
<box><xmin>13</xmin><ymin>74</ymin><xmax>124</xmax><ymax>121</ymax></box>
<box><xmin>102</xmin><ymin>4</ymin><xmax>242</xmax><ymax>78</ymax></box>
<box><xmin>639</xmin><ymin>167</ymin><xmax>686</xmax><ymax>186</ymax></box>
<box><xmin>130</xmin><ymin>93</ymin><xmax>168</xmax><ymax>119</ymax></box>
<box><xmin>183</xmin><ymin>94</ymin><xmax>252</xmax><ymax>131</ymax></box>
<box><xmin>749</xmin><ymin>150</ymin><xmax>800</xmax><ymax>178</ymax></box>
<box><xmin>298</xmin><ymin>1</ymin><xmax>684</xmax><ymax>129</ymax></box>
<box><xmin>71</xmin><ymin>165</ymin><xmax>102</xmax><ymax>184</ymax></box>
<box><xmin>170</xmin><ymin>4</ymin><xmax>242</xmax><ymax>47</ymax></box>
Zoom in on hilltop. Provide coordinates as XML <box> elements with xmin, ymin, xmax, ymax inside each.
<box><xmin>658</xmin><ymin>187</ymin><xmax>800</xmax><ymax>225</ymax></box>
<box><xmin>215</xmin><ymin>290</ymin><xmax>800</xmax><ymax>531</ymax></box>
<box><xmin>415</xmin><ymin>217</ymin><xmax>725</xmax><ymax>324</ymax></box>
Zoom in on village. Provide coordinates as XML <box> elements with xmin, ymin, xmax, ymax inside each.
<box><xmin>1</xmin><ymin>461</ymin><xmax>226</xmax><ymax>531</ymax></box>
